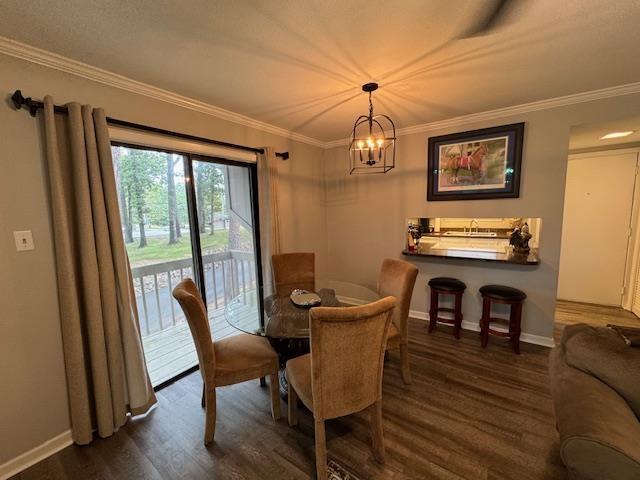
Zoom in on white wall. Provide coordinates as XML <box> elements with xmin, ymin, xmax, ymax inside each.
<box><xmin>0</xmin><ymin>54</ymin><xmax>327</xmax><ymax>466</ymax></box>
<box><xmin>323</xmin><ymin>92</ymin><xmax>640</xmax><ymax>341</ymax></box>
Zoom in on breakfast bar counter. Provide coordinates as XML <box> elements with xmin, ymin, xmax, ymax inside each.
<box><xmin>402</xmin><ymin>247</ymin><xmax>540</xmax><ymax>265</ymax></box>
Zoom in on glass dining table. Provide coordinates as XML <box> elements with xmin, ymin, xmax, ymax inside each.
<box><xmin>224</xmin><ymin>282</ymin><xmax>380</xmax><ymax>394</ymax></box>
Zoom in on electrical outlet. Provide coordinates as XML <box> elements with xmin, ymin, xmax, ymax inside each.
<box><xmin>14</xmin><ymin>230</ymin><xmax>35</xmax><ymax>251</ymax></box>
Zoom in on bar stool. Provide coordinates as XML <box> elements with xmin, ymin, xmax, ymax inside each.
<box><xmin>479</xmin><ymin>285</ymin><xmax>527</xmax><ymax>354</ymax></box>
<box><xmin>428</xmin><ymin>277</ymin><xmax>466</xmax><ymax>339</ymax></box>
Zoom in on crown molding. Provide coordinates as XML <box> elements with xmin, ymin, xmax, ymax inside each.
<box><xmin>324</xmin><ymin>81</ymin><xmax>640</xmax><ymax>149</ymax></box>
<box><xmin>0</xmin><ymin>36</ymin><xmax>326</xmax><ymax>148</ymax></box>
<box><xmin>3</xmin><ymin>36</ymin><xmax>640</xmax><ymax>151</ymax></box>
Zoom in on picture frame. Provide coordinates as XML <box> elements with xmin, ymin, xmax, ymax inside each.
<box><xmin>427</xmin><ymin>122</ymin><xmax>525</xmax><ymax>201</ymax></box>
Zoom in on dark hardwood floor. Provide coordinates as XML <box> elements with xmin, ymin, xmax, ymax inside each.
<box><xmin>555</xmin><ymin>299</ymin><xmax>640</xmax><ymax>327</ymax></box>
<box><xmin>13</xmin><ymin>319</ymin><xmax>567</xmax><ymax>480</ymax></box>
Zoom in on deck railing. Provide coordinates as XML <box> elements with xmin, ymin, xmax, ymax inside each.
<box><xmin>131</xmin><ymin>250</ymin><xmax>257</xmax><ymax>337</ymax></box>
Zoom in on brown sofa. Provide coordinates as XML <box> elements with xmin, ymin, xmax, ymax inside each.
<box><xmin>549</xmin><ymin>324</ymin><xmax>640</xmax><ymax>480</ymax></box>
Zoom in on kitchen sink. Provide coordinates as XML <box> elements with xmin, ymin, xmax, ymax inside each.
<box><xmin>442</xmin><ymin>231</ymin><xmax>498</xmax><ymax>237</ymax></box>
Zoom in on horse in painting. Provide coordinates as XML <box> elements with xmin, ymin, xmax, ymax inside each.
<box><xmin>445</xmin><ymin>143</ymin><xmax>488</xmax><ymax>184</ymax></box>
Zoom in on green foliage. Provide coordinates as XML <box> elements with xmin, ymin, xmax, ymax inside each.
<box><xmin>118</xmin><ymin>148</ymin><xmax>164</xmax><ymax>220</ymax></box>
<box><xmin>194</xmin><ymin>162</ymin><xmax>226</xmax><ymax>231</ymax></box>
<box><xmin>126</xmin><ymin>231</ymin><xmax>229</xmax><ymax>265</ymax></box>
<box><xmin>146</xmin><ymin>183</ymin><xmax>169</xmax><ymax>225</ymax></box>
<box><xmin>114</xmin><ymin>146</ymin><xmax>229</xmax><ymax>248</ymax></box>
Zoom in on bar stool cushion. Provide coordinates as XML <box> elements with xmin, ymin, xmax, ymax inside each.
<box><xmin>480</xmin><ymin>285</ymin><xmax>527</xmax><ymax>301</ymax></box>
<box><xmin>428</xmin><ymin>277</ymin><xmax>466</xmax><ymax>292</ymax></box>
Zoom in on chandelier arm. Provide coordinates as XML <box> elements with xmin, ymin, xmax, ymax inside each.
<box><xmin>351</xmin><ymin>115</ymin><xmax>371</xmax><ymax>142</ymax></box>
<box><xmin>372</xmin><ymin>113</ymin><xmax>396</xmax><ymax>131</ymax></box>
<box><xmin>371</xmin><ymin>118</ymin><xmax>385</xmax><ymax>136</ymax></box>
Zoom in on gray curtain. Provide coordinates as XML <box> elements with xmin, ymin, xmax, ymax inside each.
<box><xmin>257</xmin><ymin>147</ymin><xmax>281</xmax><ymax>293</ymax></box>
<box><xmin>43</xmin><ymin>96</ymin><xmax>156</xmax><ymax>445</ymax></box>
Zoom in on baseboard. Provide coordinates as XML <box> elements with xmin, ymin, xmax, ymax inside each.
<box><xmin>0</xmin><ymin>430</ymin><xmax>73</xmax><ymax>480</ymax></box>
<box><xmin>338</xmin><ymin>296</ymin><xmax>554</xmax><ymax>348</ymax></box>
<box><xmin>411</xmin><ymin>307</ymin><xmax>555</xmax><ymax>347</ymax></box>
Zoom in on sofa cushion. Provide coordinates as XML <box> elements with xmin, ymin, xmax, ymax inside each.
<box><xmin>563</xmin><ymin>324</ymin><xmax>640</xmax><ymax>418</ymax></box>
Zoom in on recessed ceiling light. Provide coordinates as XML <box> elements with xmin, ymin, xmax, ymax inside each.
<box><xmin>600</xmin><ymin>131</ymin><xmax>635</xmax><ymax>140</ymax></box>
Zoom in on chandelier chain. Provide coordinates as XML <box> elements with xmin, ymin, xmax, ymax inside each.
<box><xmin>369</xmin><ymin>91</ymin><xmax>373</xmax><ymax>117</ymax></box>
<box><xmin>368</xmin><ymin>92</ymin><xmax>374</xmax><ymax>134</ymax></box>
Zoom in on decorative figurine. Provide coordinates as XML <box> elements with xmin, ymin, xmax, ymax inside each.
<box><xmin>408</xmin><ymin>222</ymin><xmax>423</xmax><ymax>251</ymax></box>
<box><xmin>509</xmin><ymin>222</ymin><xmax>532</xmax><ymax>254</ymax></box>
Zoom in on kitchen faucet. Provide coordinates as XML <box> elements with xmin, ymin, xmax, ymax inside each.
<box><xmin>469</xmin><ymin>219</ymin><xmax>479</xmax><ymax>234</ymax></box>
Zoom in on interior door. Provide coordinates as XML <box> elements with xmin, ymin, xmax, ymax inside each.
<box><xmin>558</xmin><ymin>152</ymin><xmax>638</xmax><ymax>305</ymax></box>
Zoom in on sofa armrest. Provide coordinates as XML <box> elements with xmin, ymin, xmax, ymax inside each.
<box><xmin>550</xmin><ymin>348</ymin><xmax>640</xmax><ymax>480</ymax></box>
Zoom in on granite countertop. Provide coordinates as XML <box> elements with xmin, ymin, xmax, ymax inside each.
<box><xmin>402</xmin><ymin>247</ymin><xmax>540</xmax><ymax>265</ymax></box>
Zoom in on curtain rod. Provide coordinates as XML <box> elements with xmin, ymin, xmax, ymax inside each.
<box><xmin>10</xmin><ymin>90</ymin><xmax>290</xmax><ymax>160</ymax></box>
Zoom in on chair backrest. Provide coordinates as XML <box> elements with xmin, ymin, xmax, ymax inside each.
<box><xmin>378</xmin><ymin>258</ymin><xmax>418</xmax><ymax>343</ymax></box>
<box><xmin>172</xmin><ymin>278</ymin><xmax>215</xmax><ymax>387</ymax></box>
<box><xmin>272</xmin><ymin>252</ymin><xmax>315</xmax><ymax>297</ymax></box>
<box><xmin>309</xmin><ymin>296</ymin><xmax>396</xmax><ymax>420</ymax></box>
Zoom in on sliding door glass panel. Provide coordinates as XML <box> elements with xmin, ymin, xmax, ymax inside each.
<box><xmin>112</xmin><ymin>145</ymin><xmax>197</xmax><ymax>387</ymax></box>
<box><xmin>192</xmin><ymin>158</ymin><xmax>260</xmax><ymax>339</ymax></box>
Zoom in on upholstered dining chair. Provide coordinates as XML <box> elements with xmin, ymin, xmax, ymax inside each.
<box><xmin>286</xmin><ymin>296</ymin><xmax>397</xmax><ymax>480</ymax></box>
<box><xmin>378</xmin><ymin>258</ymin><xmax>418</xmax><ymax>384</ymax></box>
<box><xmin>272</xmin><ymin>252</ymin><xmax>315</xmax><ymax>297</ymax></box>
<box><xmin>172</xmin><ymin>278</ymin><xmax>281</xmax><ymax>445</ymax></box>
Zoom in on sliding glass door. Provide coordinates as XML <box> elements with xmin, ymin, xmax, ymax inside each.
<box><xmin>192</xmin><ymin>158</ymin><xmax>261</xmax><ymax>340</ymax></box>
<box><xmin>112</xmin><ymin>145</ymin><xmax>261</xmax><ymax>387</ymax></box>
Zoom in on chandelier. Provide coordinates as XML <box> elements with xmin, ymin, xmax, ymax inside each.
<box><xmin>349</xmin><ymin>82</ymin><xmax>396</xmax><ymax>174</ymax></box>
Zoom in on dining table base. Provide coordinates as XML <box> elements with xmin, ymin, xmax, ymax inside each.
<box><xmin>268</xmin><ymin>337</ymin><xmax>310</xmax><ymax>398</ymax></box>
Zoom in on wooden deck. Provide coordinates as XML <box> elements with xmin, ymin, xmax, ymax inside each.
<box><xmin>142</xmin><ymin>306</ymin><xmax>242</xmax><ymax>386</ymax></box>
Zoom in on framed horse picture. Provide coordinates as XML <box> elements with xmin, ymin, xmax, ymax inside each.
<box><xmin>427</xmin><ymin>122</ymin><xmax>525</xmax><ymax>201</ymax></box>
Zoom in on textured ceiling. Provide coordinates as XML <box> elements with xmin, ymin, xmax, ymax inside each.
<box><xmin>1</xmin><ymin>0</ymin><xmax>639</xmax><ymax>142</ymax></box>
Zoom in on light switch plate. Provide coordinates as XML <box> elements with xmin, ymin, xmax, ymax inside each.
<box><xmin>14</xmin><ymin>230</ymin><xmax>35</xmax><ymax>251</ymax></box>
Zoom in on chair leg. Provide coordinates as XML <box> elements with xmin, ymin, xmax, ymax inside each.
<box><xmin>204</xmin><ymin>388</ymin><xmax>216</xmax><ymax>445</ymax></box>
<box><xmin>288</xmin><ymin>381</ymin><xmax>298</xmax><ymax>426</ymax></box>
<box><xmin>399</xmin><ymin>344</ymin><xmax>412</xmax><ymax>385</ymax></box>
<box><xmin>314</xmin><ymin>418</ymin><xmax>328</xmax><ymax>480</ymax></box>
<box><xmin>201</xmin><ymin>384</ymin><xmax>205</xmax><ymax>409</ymax></box>
<box><xmin>269</xmin><ymin>373</ymin><xmax>281</xmax><ymax>420</ymax></box>
<box><xmin>368</xmin><ymin>400</ymin><xmax>386</xmax><ymax>464</ymax></box>
<box><xmin>260</xmin><ymin>376</ymin><xmax>266</xmax><ymax>387</ymax></box>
